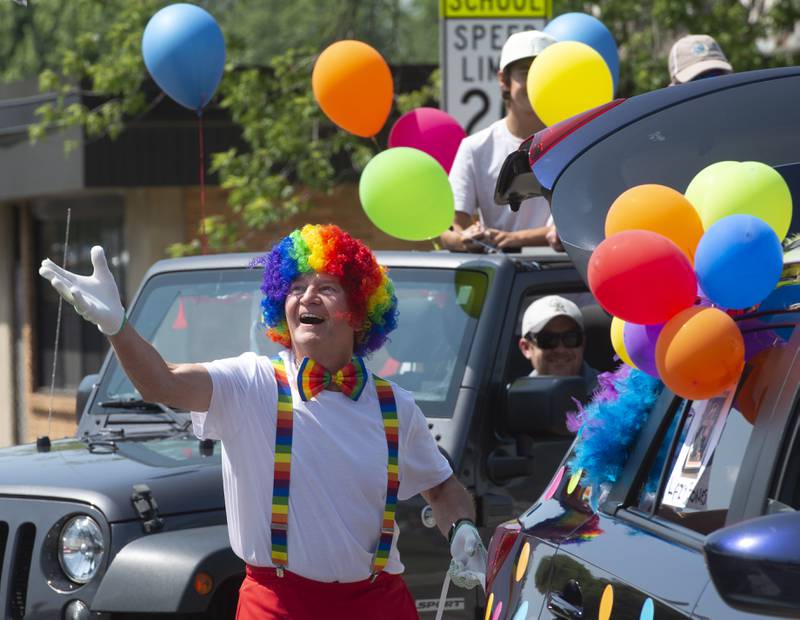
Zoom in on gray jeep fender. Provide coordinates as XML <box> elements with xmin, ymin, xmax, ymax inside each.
<box><xmin>92</xmin><ymin>524</ymin><xmax>244</xmax><ymax>613</ymax></box>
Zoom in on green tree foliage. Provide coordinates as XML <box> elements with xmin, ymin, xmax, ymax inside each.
<box><xmin>223</xmin><ymin>0</ymin><xmax>438</xmax><ymax>66</ymax></box>
<box><xmin>22</xmin><ymin>0</ymin><xmax>383</xmax><ymax>254</ymax></box>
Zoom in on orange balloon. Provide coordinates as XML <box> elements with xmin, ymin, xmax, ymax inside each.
<box><xmin>605</xmin><ymin>184</ymin><xmax>704</xmax><ymax>263</ymax></box>
<box><xmin>656</xmin><ymin>307</ymin><xmax>744</xmax><ymax>400</ymax></box>
<box><xmin>312</xmin><ymin>40</ymin><xmax>393</xmax><ymax>137</ymax></box>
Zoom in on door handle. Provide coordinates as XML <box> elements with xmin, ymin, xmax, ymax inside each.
<box><xmin>547</xmin><ymin>589</ymin><xmax>584</xmax><ymax>620</ymax></box>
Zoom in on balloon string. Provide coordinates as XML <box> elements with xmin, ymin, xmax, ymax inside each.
<box><xmin>198</xmin><ymin>111</ymin><xmax>208</xmax><ymax>254</ymax></box>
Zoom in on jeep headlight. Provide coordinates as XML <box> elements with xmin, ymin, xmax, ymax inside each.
<box><xmin>59</xmin><ymin>516</ymin><xmax>105</xmax><ymax>584</ymax></box>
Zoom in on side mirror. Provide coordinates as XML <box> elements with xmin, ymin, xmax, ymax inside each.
<box><xmin>493</xmin><ymin>136</ymin><xmax>541</xmax><ymax>211</ymax></box>
<box><xmin>704</xmin><ymin>511</ymin><xmax>800</xmax><ymax>616</ymax></box>
<box><xmin>506</xmin><ymin>376</ymin><xmax>587</xmax><ymax>436</ymax></box>
<box><xmin>76</xmin><ymin>373</ymin><xmax>100</xmax><ymax>423</ymax></box>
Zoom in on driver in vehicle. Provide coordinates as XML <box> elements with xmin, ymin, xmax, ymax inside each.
<box><xmin>39</xmin><ymin>223</ymin><xmax>487</xmax><ymax>620</ymax></box>
<box><xmin>519</xmin><ymin>295</ymin><xmax>599</xmax><ymax>389</ymax></box>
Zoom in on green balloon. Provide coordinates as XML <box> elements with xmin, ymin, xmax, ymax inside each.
<box><xmin>684</xmin><ymin>161</ymin><xmax>738</xmax><ymax>212</ymax></box>
<box><xmin>686</xmin><ymin>161</ymin><xmax>792</xmax><ymax>241</ymax></box>
<box><xmin>359</xmin><ymin>147</ymin><xmax>455</xmax><ymax>241</ymax></box>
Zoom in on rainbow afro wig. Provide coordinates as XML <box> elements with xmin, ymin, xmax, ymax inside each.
<box><xmin>251</xmin><ymin>224</ymin><xmax>398</xmax><ymax>356</ymax></box>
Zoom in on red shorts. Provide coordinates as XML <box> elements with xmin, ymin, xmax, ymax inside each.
<box><xmin>236</xmin><ymin>565</ymin><xmax>419</xmax><ymax>620</ymax></box>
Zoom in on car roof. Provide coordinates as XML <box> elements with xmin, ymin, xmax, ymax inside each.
<box><xmin>141</xmin><ymin>248</ymin><xmax>574</xmax><ymax>280</ymax></box>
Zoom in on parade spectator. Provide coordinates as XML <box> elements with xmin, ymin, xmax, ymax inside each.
<box><xmin>39</xmin><ymin>224</ymin><xmax>486</xmax><ymax>619</ymax></box>
<box><xmin>519</xmin><ymin>295</ymin><xmax>599</xmax><ymax>387</ymax></box>
<box><xmin>441</xmin><ymin>29</ymin><xmax>556</xmax><ymax>253</ymax></box>
<box><xmin>668</xmin><ymin>34</ymin><xmax>733</xmax><ymax>85</ymax></box>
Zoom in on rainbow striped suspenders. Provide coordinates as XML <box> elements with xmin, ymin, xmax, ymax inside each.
<box><xmin>372</xmin><ymin>376</ymin><xmax>400</xmax><ymax>573</ymax></box>
<box><xmin>270</xmin><ymin>359</ymin><xmax>293</xmax><ymax>568</ymax></box>
<box><xmin>269</xmin><ymin>358</ymin><xmax>399</xmax><ymax>578</ymax></box>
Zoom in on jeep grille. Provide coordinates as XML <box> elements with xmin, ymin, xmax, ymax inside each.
<box><xmin>1</xmin><ymin>520</ymin><xmax>35</xmax><ymax>619</ymax></box>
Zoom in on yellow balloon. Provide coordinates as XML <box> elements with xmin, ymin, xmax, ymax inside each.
<box><xmin>527</xmin><ymin>41</ymin><xmax>614</xmax><ymax>127</ymax></box>
<box><xmin>610</xmin><ymin>316</ymin><xmax>637</xmax><ymax>368</ymax></box>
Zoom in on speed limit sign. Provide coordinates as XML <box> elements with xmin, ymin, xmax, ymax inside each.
<box><xmin>440</xmin><ymin>1</ymin><xmax>551</xmax><ymax>134</ymax></box>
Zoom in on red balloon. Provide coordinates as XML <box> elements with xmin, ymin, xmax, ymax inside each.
<box><xmin>588</xmin><ymin>230</ymin><xmax>697</xmax><ymax>324</ymax></box>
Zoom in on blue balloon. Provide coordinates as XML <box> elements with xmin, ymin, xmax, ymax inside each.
<box><xmin>544</xmin><ymin>12</ymin><xmax>619</xmax><ymax>93</ymax></box>
<box><xmin>142</xmin><ymin>4</ymin><xmax>226</xmax><ymax>111</ymax></box>
<box><xmin>695</xmin><ymin>214</ymin><xmax>784</xmax><ymax>309</ymax></box>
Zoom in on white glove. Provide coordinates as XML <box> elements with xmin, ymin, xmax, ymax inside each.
<box><xmin>448</xmin><ymin>521</ymin><xmax>487</xmax><ymax>590</ymax></box>
<box><xmin>39</xmin><ymin>246</ymin><xmax>126</xmax><ymax>336</ymax></box>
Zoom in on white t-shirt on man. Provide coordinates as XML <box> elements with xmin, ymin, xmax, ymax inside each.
<box><xmin>191</xmin><ymin>350</ymin><xmax>452</xmax><ymax>583</ymax></box>
<box><xmin>449</xmin><ymin>118</ymin><xmax>551</xmax><ymax>231</ymax></box>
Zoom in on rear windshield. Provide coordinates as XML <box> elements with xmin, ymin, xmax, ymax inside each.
<box><xmin>552</xmin><ymin>74</ymin><xmax>800</xmax><ymax>256</ymax></box>
<box><xmin>91</xmin><ymin>266</ymin><xmax>487</xmax><ymax>418</ymax></box>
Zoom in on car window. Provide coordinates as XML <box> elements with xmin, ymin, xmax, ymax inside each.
<box><xmin>631</xmin><ymin>333</ymin><xmax>800</xmax><ymax>534</ymax></box>
<box><xmin>633</xmin><ymin>391</ymin><xmax>753</xmax><ymax>535</ymax></box>
<box><xmin>506</xmin><ymin>290</ymin><xmax>611</xmax><ymax>383</ymax></box>
<box><xmin>92</xmin><ymin>266</ymin><xmax>487</xmax><ymax>419</ymax></box>
<box><xmin>364</xmin><ymin>268</ymin><xmax>487</xmax><ymax>417</ymax></box>
<box><xmin>768</xmin><ymin>394</ymin><xmax>800</xmax><ymax>513</ymax></box>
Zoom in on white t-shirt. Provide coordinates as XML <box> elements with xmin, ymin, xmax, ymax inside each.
<box><xmin>191</xmin><ymin>350</ymin><xmax>452</xmax><ymax>583</ymax></box>
<box><xmin>449</xmin><ymin>119</ymin><xmax>551</xmax><ymax>231</ymax></box>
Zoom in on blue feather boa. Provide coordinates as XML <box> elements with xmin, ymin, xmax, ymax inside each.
<box><xmin>567</xmin><ymin>365</ymin><xmax>664</xmax><ymax>508</ymax></box>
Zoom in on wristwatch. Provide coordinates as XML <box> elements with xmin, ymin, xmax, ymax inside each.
<box><xmin>447</xmin><ymin>518</ymin><xmax>475</xmax><ymax>544</ymax></box>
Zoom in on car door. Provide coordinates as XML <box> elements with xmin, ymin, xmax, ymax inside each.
<box><xmin>536</xmin><ymin>333</ymin><xmax>799</xmax><ymax>620</ymax></box>
<box><xmin>536</xmin><ymin>396</ymin><xmax>702</xmax><ymax>619</ymax></box>
<box><xmin>692</xmin><ymin>332</ymin><xmax>800</xmax><ymax>618</ymax></box>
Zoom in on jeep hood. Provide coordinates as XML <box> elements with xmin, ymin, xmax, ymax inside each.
<box><xmin>0</xmin><ymin>436</ymin><xmax>224</xmax><ymax>522</ymax></box>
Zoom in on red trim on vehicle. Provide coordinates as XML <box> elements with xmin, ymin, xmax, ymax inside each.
<box><xmin>528</xmin><ymin>99</ymin><xmax>626</xmax><ymax>167</ymax></box>
<box><xmin>485</xmin><ymin>520</ymin><xmax>521</xmax><ymax>594</ymax></box>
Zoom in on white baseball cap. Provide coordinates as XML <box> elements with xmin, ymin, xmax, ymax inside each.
<box><xmin>521</xmin><ymin>295</ymin><xmax>584</xmax><ymax>336</ymax></box>
<box><xmin>500</xmin><ymin>30</ymin><xmax>557</xmax><ymax>72</ymax></box>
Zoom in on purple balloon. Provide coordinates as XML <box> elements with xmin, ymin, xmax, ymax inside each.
<box><xmin>623</xmin><ymin>322</ymin><xmax>664</xmax><ymax>377</ymax></box>
<box><xmin>388</xmin><ymin>107</ymin><xmax>466</xmax><ymax>173</ymax></box>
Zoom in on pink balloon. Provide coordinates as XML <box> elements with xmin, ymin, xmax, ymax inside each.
<box><xmin>388</xmin><ymin>107</ymin><xmax>466</xmax><ymax>173</ymax></box>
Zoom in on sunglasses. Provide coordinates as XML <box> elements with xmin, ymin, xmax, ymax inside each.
<box><xmin>527</xmin><ymin>330</ymin><xmax>584</xmax><ymax>349</ymax></box>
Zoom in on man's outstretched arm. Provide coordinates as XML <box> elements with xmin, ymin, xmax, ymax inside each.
<box><xmin>40</xmin><ymin>245</ymin><xmax>212</xmax><ymax>412</ymax></box>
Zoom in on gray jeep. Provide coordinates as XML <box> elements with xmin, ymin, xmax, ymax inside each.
<box><xmin>0</xmin><ymin>249</ymin><xmax>612</xmax><ymax>619</ymax></box>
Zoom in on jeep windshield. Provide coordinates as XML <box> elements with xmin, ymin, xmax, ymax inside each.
<box><xmin>91</xmin><ymin>266</ymin><xmax>487</xmax><ymax>418</ymax></box>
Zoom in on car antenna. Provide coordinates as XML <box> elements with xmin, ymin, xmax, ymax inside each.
<box><xmin>39</xmin><ymin>207</ymin><xmax>72</xmax><ymax>453</ymax></box>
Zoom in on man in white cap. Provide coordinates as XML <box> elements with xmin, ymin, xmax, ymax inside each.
<box><xmin>668</xmin><ymin>34</ymin><xmax>733</xmax><ymax>85</ymax></box>
<box><xmin>519</xmin><ymin>295</ymin><xmax>598</xmax><ymax>387</ymax></box>
<box><xmin>441</xmin><ymin>29</ymin><xmax>556</xmax><ymax>253</ymax></box>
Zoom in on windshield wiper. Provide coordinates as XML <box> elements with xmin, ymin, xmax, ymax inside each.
<box><xmin>98</xmin><ymin>399</ymin><xmax>191</xmax><ymax>431</ymax></box>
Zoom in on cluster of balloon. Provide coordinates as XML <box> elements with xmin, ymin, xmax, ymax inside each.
<box><xmin>312</xmin><ymin>41</ymin><xmax>462</xmax><ymax>241</ymax></box>
<box><xmin>590</xmin><ymin>164</ymin><xmax>792</xmax><ymax>402</ymax></box>
<box><xmin>142</xmin><ymin>3</ymin><xmax>226</xmax><ymax>253</ymax></box>
<box><xmin>528</xmin><ymin>12</ymin><xmax>619</xmax><ymax>127</ymax></box>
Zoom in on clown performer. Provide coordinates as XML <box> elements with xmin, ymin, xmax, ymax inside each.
<box><xmin>39</xmin><ymin>224</ymin><xmax>486</xmax><ymax>619</ymax></box>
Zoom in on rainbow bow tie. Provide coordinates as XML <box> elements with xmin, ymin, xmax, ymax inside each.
<box><xmin>296</xmin><ymin>357</ymin><xmax>368</xmax><ymax>402</ymax></box>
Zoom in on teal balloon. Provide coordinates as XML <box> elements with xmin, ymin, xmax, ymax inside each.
<box><xmin>359</xmin><ymin>147</ymin><xmax>455</xmax><ymax>241</ymax></box>
<box><xmin>639</xmin><ymin>598</ymin><xmax>654</xmax><ymax>620</ymax></box>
